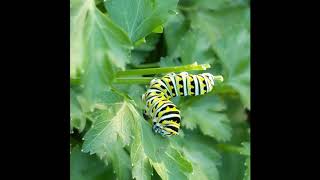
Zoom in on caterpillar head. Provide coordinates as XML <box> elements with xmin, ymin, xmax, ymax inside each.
<box><xmin>153</xmin><ymin>122</ymin><xmax>172</xmax><ymax>137</ymax></box>
<box><xmin>152</xmin><ymin>122</ymin><xmax>179</xmax><ymax>137</ymax></box>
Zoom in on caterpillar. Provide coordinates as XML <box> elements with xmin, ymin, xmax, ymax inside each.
<box><xmin>142</xmin><ymin>72</ymin><xmax>221</xmax><ymax>137</ymax></box>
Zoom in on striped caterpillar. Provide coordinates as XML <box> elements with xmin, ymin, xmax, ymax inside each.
<box><xmin>142</xmin><ymin>72</ymin><xmax>221</xmax><ymax>137</ymax></box>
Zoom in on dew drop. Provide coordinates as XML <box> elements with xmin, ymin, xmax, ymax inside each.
<box><xmin>131</xmin><ymin>163</ymin><xmax>134</xmax><ymax>167</ymax></box>
<box><xmin>82</xmin><ymin>137</ymin><xmax>84</xmax><ymax>140</ymax></box>
<box><xmin>81</xmin><ymin>149</ymin><xmax>84</xmax><ymax>152</ymax></box>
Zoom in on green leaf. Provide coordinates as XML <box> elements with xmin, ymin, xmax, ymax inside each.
<box><xmin>216</xmin><ymin>133</ymin><xmax>250</xmax><ymax>180</ymax></box>
<box><xmin>131</xmin><ymin>115</ymin><xmax>193</xmax><ymax>180</ymax></box>
<box><xmin>240</xmin><ymin>142</ymin><xmax>250</xmax><ymax>156</ymax></box>
<box><xmin>240</xmin><ymin>142</ymin><xmax>250</xmax><ymax>180</ymax></box>
<box><xmin>104</xmin><ymin>0</ymin><xmax>179</xmax><ymax>42</ymax></box>
<box><xmin>126</xmin><ymin>84</ymin><xmax>146</xmax><ymax>109</ymax></box>
<box><xmin>243</xmin><ymin>156</ymin><xmax>250</xmax><ymax>180</ymax></box>
<box><xmin>191</xmin><ymin>6</ymin><xmax>250</xmax><ymax>109</ymax></box>
<box><xmin>82</xmin><ymin>100</ymin><xmax>137</xmax><ymax>154</ymax></box>
<box><xmin>164</xmin><ymin>12</ymin><xmax>189</xmax><ymax>56</ymax></box>
<box><xmin>131</xmin><ymin>117</ymin><xmax>153</xmax><ymax>180</ymax></box>
<box><xmin>135</xmin><ymin>37</ymin><xmax>147</xmax><ymax>46</ymax></box>
<box><xmin>70</xmin><ymin>146</ymin><xmax>115</xmax><ymax>180</ymax></box>
<box><xmin>70</xmin><ymin>0</ymin><xmax>132</xmax><ymax>110</ymax></box>
<box><xmin>181</xmin><ymin>95</ymin><xmax>232</xmax><ymax>142</ymax></box>
<box><xmin>82</xmin><ymin>100</ymin><xmax>137</xmax><ymax>180</ymax></box>
<box><xmin>165</xmin><ymin>14</ymin><xmax>216</xmax><ymax>66</ymax></box>
<box><xmin>179</xmin><ymin>132</ymin><xmax>222</xmax><ymax>180</ymax></box>
<box><xmin>70</xmin><ymin>88</ymin><xmax>86</xmax><ymax>132</ymax></box>
<box><xmin>179</xmin><ymin>0</ymin><xmax>249</xmax><ymax>11</ymax></box>
<box><xmin>104</xmin><ymin>141</ymin><xmax>132</xmax><ymax>180</ymax></box>
<box><xmin>152</xmin><ymin>25</ymin><xmax>164</xmax><ymax>33</ymax></box>
<box><xmin>159</xmin><ymin>57</ymin><xmax>182</xmax><ymax>67</ymax></box>
<box><xmin>70</xmin><ymin>0</ymin><xmax>91</xmax><ymax>79</ymax></box>
<box><xmin>134</xmin><ymin>33</ymin><xmax>161</xmax><ymax>52</ymax></box>
<box><xmin>178</xmin><ymin>30</ymin><xmax>216</xmax><ymax>65</ymax></box>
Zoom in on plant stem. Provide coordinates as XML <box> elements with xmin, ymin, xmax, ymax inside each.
<box><xmin>113</xmin><ymin>75</ymin><xmax>224</xmax><ymax>85</ymax></box>
<box><xmin>116</xmin><ymin>62</ymin><xmax>211</xmax><ymax>77</ymax></box>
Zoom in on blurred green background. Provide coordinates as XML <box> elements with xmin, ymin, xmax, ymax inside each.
<box><xmin>70</xmin><ymin>0</ymin><xmax>250</xmax><ymax>179</ymax></box>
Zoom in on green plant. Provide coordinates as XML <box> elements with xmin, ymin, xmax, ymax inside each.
<box><xmin>70</xmin><ymin>0</ymin><xmax>250</xmax><ymax>179</ymax></box>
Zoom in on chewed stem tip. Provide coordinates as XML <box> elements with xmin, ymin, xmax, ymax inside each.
<box><xmin>213</xmin><ymin>75</ymin><xmax>224</xmax><ymax>82</ymax></box>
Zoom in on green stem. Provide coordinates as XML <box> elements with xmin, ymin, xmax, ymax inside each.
<box><xmin>113</xmin><ymin>75</ymin><xmax>224</xmax><ymax>85</ymax></box>
<box><xmin>116</xmin><ymin>62</ymin><xmax>211</xmax><ymax>77</ymax></box>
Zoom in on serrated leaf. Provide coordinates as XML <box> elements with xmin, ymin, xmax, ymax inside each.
<box><xmin>82</xmin><ymin>100</ymin><xmax>137</xmax><ymax>180</ymax></box>
<box><xmin>143</xmin><ymin>121</ymin><xmax>192</xmax><ymax>180</ymax></box>
<box><xmin>131</xmin><ymin>114</ymin><xmax>153</xmax><ymax>180</ymax></box>
<box><xmin>70</xmin><ymin>0</ymin><xmax>132</xmax><ymax>110</ymax></box>
<box><xmin>126</xmin><ymin>84</ymin><xmax>146</xmax><ymax>109</ymax></box>
<box><xmin>104</xmin><ymin>0</ymin><xmax>179</xmax><ymax>42</ymax></box>
<box><xmin>131</xmin><ymin>112</ymin><xmax>193</xmax><ymax>180</ymax></box>
<box><xmin>181</xmin><ymin>95</ymin><xmax>232</xmax><ymax>142</ymax></box>
<box><xmin>165</xmin><ymin>16</ymin><xmax>216</xmax><ymax>66</ymax></box>
<box><xmin>180</xmin><ymin>133</ymin><xmax>222</xmax><ymax>180</ymax></box>
<box><xmin>104</xmin><ymin>141</ymin><xmax>132</xmax><ymax>180</ymax></box>
<box><xmin>82</xmin><ymin>100</ymin><xmax>137</xmax><ymax>154</ymax></box>
<box><xmin>178</xmin><ymin>30</ymin><xmax>216</xmax><ymax>65</ymax></box>
<box><xmin>70</xmin><ymin>146</ymin><xmax>115</xmax><ymax>180</ymax></box>
<box><xmin>191</xmin><ymin>6</ymin><xmax>250</xmax><ymax>109</ymax></box>
<box><xmin>164</xmin><ymin>13</ymin><xmax>188</xmax><ymax>56</ymax></box>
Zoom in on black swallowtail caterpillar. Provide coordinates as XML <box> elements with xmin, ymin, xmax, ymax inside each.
<box><xmin>142</xmin><ymin>72</ymin><xmax>221</xmax><ymax>137</ymax></box>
